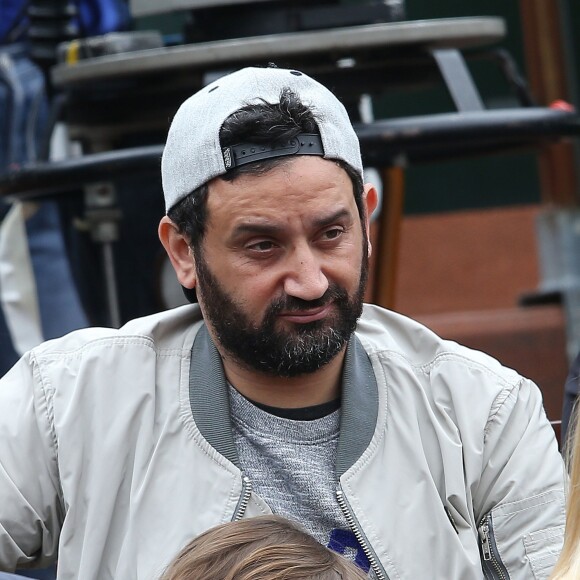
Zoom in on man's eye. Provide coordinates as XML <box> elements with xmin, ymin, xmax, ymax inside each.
<box><xmin>248</xmin><ymin>240</ymin><xmax>275</xmax><ymax>252</ymax></box>
<box><xmin>323</xmin><ymin>228</ymin><xmax>344</xmax><ymax>240</ymax></box>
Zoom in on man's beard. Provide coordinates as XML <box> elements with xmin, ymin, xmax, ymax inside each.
<box><xmin>194</xmin><ymin>244</ymin><xmax>368</xmax><ymax>378</ymax></box>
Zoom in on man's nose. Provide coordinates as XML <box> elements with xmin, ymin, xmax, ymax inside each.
<box><xmin>283</xmin><ymin>247</ymin><xmax>329</xmax><ymax>301</ymax></box>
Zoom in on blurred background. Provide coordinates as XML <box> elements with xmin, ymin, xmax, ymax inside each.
<box><xmin>2</xmin><ymin>2</ymin><xmax>580</xmax><ymax>577</ymax></box>
<box><xmin>1</xmin><ymin>0</ymin><xmax>579</xmax><ymax>441</ymax></box>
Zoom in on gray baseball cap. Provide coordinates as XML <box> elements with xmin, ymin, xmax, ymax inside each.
<box><xmin>161</xmin><ymin>66</ymin><xmax>363</xmax><ymax>212</ymax></box>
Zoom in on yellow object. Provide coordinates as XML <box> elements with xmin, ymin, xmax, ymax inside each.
<box><xmin>66</xmin><ymin>40</ymin><xmax>80</xmax><ymax>65</ymax></box>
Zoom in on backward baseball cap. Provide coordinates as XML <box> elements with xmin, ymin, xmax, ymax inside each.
<box><xmin>161</xmin><ymin>66</ymin><xmax>363</xmax><ymax>213</ymax></box>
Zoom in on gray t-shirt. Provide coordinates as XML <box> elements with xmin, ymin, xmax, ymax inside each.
<box><xmin>229</xmin><ymin>386</ymin><xmax>371</xmax><ymax>572</ymax></box>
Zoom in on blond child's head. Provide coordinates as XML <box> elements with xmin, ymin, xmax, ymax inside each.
<box><xmin>161</xmin><ymin>515</ymin><xmax>368</xmax><ymax>580</ymax></box>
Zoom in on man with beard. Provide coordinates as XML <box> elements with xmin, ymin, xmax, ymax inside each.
<box><xmin>0</xmin><ymin>67</ymin><xmax>566</xmax><ymax>580</ymax></box>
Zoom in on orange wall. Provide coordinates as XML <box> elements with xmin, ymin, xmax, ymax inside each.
<box><xmin>393</xmin><ymin>204</ymin><xmax>541</xmax><ymax>317</ymax></box>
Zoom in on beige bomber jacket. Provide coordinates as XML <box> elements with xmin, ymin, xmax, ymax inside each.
<box><xmin>0</xmin><ymin>303</ymin><xmax>566</xmax><ymax>579</ymax></box>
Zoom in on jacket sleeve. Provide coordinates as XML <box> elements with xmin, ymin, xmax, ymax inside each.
<box><xmin>473</xmin><ymin>376</ymin><xmax>566</xmax><ymax>580</ymax></box>
<box><xmin>0</xmin><ymin>352</ymin><xmax>62</xmax><ymax>571</ymax></box>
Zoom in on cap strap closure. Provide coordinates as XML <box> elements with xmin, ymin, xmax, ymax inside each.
<box><xmin>222</xmin><ymin>133</ymin><xmax>324</xmax><ymax>169</ymax></box>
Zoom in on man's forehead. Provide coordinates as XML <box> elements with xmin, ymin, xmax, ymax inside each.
<box><xmin>203</xmin><ymin>158</ymin><xmax>358</xmax><ymax>229</ymax></box>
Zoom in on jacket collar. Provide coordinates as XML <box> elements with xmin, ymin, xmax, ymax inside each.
<box><xmin>189</xmin><ymin>324</ymin><xmax>378</xmax><ymax>476</ymax></box>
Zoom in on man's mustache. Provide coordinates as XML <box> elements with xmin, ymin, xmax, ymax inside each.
<box><xmin>269</xmin><ymin>285</ymin><xmax>349</xmax><ymax>314</ymax></box>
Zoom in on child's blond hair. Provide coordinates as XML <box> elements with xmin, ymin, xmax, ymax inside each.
<box><xmin>161</xmin><ymin>515</ymin><xmax>368</xmax><ymax>580</ymax></box>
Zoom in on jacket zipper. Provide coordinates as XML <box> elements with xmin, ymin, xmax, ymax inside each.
<box><xmin>232</xmin><ymin>475</ymin><xmax>252</xmax><ymax>521</ymax></box>
<box><xmin>336</xmin><ymin>486</ymin><xmax>388</xmax><ymax>580</ymax></box>
<box><xmin>478</xmin><ymin>514</ymin><xmax>510</xmax><ymax>579</ymax></box>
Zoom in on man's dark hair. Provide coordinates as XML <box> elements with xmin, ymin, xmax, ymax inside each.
<box><xmin>167</xmin><ymin>88</ymin><xmax>365</xmax><ymax>250</ymax></box>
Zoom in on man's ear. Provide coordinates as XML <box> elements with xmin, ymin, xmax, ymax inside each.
<box><xmin>363</xmin><ymin>183</ymin><xmax>379</xmax><ymax>258</ymax></box>
<box><xmin>158</xmin><ymin>216</ymin><xmax>196</xmax><ymax>289</ymax></box>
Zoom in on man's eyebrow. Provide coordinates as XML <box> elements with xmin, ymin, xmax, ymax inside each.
<box><xmin>312</xmin><ymin>208</ymin><xmax>353</xmax><ymax>229</ymax></box>
<box><xmin>229</xmin><ymin>208</ymin><xmax>354</xmax><ymax>240</ymax></box>
<box><xmin>230</xmin><ymin>222</ymin><xmax>285</xmax><ymax>239</ymax></box>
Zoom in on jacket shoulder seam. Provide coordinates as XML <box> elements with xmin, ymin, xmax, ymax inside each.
<box><xmin>33</xmin><ymin>335</ymin><xmax>161</xmax><ymax>360</ymax></box>
<box><xmin>372</xmin><ymin>348</ymin><xmax>516</xmax><ymax>386</ymax></box>
<box><xmin>28</xmin><ymin>350</ymin><xmax>64</xmax><ymax>507</ymax></box>
<box><xmin>483</xmin><ymin>378</ymin><xmax>526</xmax><ymax>442</ymax></box>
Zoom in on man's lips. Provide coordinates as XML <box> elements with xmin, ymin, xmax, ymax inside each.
<box><xmin>277</xmin><ymin>304</ymin><xmax>332</xmax><ymax>323</ymax></box>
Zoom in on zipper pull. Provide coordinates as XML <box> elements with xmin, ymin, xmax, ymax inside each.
<box><xmin>479</xmin><ymin>522</ymin><xmax>492</xmax><ymax>561</ymax></box>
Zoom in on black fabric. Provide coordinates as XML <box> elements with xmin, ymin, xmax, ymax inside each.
<box><xmin>251</xmin><ymin>397</ymin><xmax>341</xmax><ymax>421</ymax></box>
